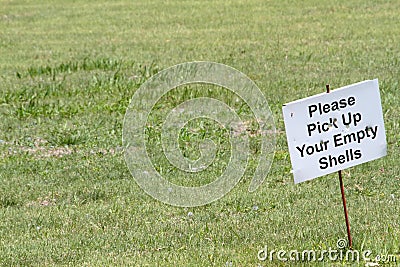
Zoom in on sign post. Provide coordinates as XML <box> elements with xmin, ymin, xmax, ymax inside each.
<box><xmin>282</xmin><ymin>79</ymin><xmax>387</xmax><ymax>247</ymax></box>
<box><xmin>327</xmin><ymin>84</ymin><xmax>352</xmax><ymax>248</ymax></box>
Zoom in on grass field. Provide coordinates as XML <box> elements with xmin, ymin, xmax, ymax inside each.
<box><xmin>1</xmin><ymin>0</ymin><xmax>399</xmax><ymax>266</ymax></box>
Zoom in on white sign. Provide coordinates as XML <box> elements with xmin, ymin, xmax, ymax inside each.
<box><xmin>282</xmin><ymin>79</ymin><xmax>387</xmax><ymax>184</ymax></box>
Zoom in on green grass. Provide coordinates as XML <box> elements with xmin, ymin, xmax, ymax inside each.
<box><xmin>0</xmin><ymin>0</ymin><xmax>399</xmax><ymax>266</ymax></box>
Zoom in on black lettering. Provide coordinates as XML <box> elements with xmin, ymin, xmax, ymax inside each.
<box><xmin>323</xmin><ymin>103</ymin><xmax>330</xmax><ymax>113</ymax></box>
<box><xmin>308</xmin><ymin>96</ymin><xmax>357</xmax><ymax>119</ymax></box>
<box><xmin>346</xmin><ymin>148</ymin><xmax>353</xmax><ymax>161</ymax></box>
<box><xmin>348</xmin><ymin>96</ymin><xmax>356</xmax><ymax>106</ymax></box>
<box><xmin>356</xmin><ymin>130</ymin><xmax>365</xmax><ymax>143</ymax></box>
<box><xmin>308</xmin><ymin>105</ymin><xmax>317</xmax><ymax>118</ymax></box>
<box><xmin>307</xmin><ymin>123</ymin><xmax>316</xmax><ymax>136</ymax></box>
<box><xmin>319</xmin><ymin>157</ymin><xmax>328</xmax><ymax>169</ymax></box>
<box><xmin>306</xmin><ymin>145</ymin><xmax>314</xmax><ymax>155</ymax></box>
<box><xmin>319</xmin><ymin>148</ymin><xmax>362</xmax><ymax>170</ymax></box>
<box><xmin>354</xmin><ymin>149</ymin><xmax>362</xmax><ymax>159</ymax></box>
<box><xmin>328</xmin><ymin>154</ymin><xmax>338</xmax><ymax>167</ymax></box>
<box><xmin>331</xmin><ymin>117</ymin><xmax>339</xmax><ymax>128</ymax></box>
<box><xmin>338</xmin><ymin>154</ymin><xmax>346</xmax><ymax>164</ymax></box>
<box><xmin>315</xmin><ymin>140</ymin><xmax>329</xmax><ymax>152</ymax></box>
<box><xmin>370</xmin><ymin>126</ymin><xmax>378</xmax><ymax>139</ymax></box>
<box><xmin>333</xmin><ymin>134</ymin><xmax>343</xmax><ymax>147</ymax></box>
<box><xmin>339</xmin><ymin>98</ymin><xmax>347</xmax><ymax>109</ymax></box>
<box><xmin>343</xmin><ymin>132</ymin><xmax>356</xmax><ymax>144</ymax></box>
<box><xmin>353</xmin><ymin>113</ymin><xmax>361</xmax><ymax>126</ymax></box>
<box><xmin>296</xmin><ymin>144</ymin><xmax>306</xmax><ymax>157</ymax></box>
<box><xmin>321</xmin><ymin>122</ymin><xmax>329</xmax><ymax>132</ymax></box>
<box><xmin>331</xmin><ymin>101</ymin><xmax>339</xmax><ymax>111</ymax></box>
<box><xmin>342</xmin><ymin>112</ymin><xmax>351</xmax><ymax>126</ymax></box>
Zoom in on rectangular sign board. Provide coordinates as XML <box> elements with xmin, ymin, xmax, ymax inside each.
<box><xmin>282</xmin><ymin>79</ymin><xmax>387</xmax><ymax>184</ymax></box>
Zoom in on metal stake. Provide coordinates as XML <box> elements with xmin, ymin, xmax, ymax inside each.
<box><xmin>326</xmin><ymin>84</ymin><xmax>353</xmax><ymax>248</ymax></box>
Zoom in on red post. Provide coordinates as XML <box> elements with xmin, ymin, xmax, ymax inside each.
<box><xmin>326</xmin><ymin>84</ymin><xmax>353</xmax><ymax>248</ymax></box>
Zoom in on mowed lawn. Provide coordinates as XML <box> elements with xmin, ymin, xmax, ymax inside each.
<box><xmin>0</xmin><ymin>0</ymin><xmax>399</xmax><ymax>266</ymax></box>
